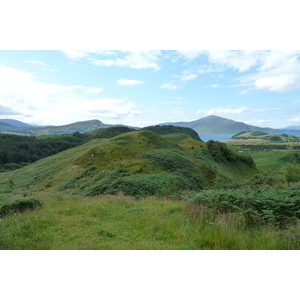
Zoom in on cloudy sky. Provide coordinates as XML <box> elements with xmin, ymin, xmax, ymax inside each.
<box><xmin>0</xmin><ymin>50</ymin><xmax>300</xmax><ymax>128</ymax></box>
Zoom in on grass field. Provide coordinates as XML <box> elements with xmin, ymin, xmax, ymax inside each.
<box><xmin>1</xmin><ymin>192</ymin><xmax>299</xmax><ymax>250</ymax></box>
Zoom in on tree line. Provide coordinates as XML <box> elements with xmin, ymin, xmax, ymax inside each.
<box><xmin>0</xmin><ymin>132</ymin><xmax>90</xmax><ymax>171</ymax></box>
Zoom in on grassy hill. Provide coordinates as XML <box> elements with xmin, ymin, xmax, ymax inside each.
<box><xmin>0</xmin><ymin>130</ymin><xmax>257</xmax><ymax>198</ymax></box>
<box><xmin>161</xmin><ymin>115</ymin><xmax>279</xmax><ymax>134</ymax></box>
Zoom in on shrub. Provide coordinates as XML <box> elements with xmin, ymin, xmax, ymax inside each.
<box><xmin>285</xmin><ymin>165</ymin><xmax>300</xmax><ymax>184</ymax></box>
<box><xmin>185</xmin><ymin>186</ymin><xmax>300</xmax><ymax>227</ymax></box>
<box><xmin>0</xmin><ymin>196</ymin><xmax>42</xmax><ymax>217</ymax></box>
<box><xmin>206</xmin><ymin>140</ymin><xmax>255</xmax><ymax>167</ymax></box>
<box><xmin>142</xmin><ymin>149</ymin><xmax>206</xmax><ymax>189</ymax></box>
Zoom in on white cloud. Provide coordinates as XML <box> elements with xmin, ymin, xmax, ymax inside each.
<box><xmin>25</xmin><ymin>60</ymin><xmax>46</xmax><ymax>66</ymax></box>
<box><xmin>177</xmin><ymin>50</ymin><xmax>205</xmax><ymax>60</ymax></box>
<box><xmin>25</xmin><ymin>60</ymin><xmax>57</xmax><ymax>72</ymax></box>
<box><xmin>0</xmin><ymin>65</ymin><xmax>139</xmax><ymax>125</ymax></box>
<box><xmin>254</xmin><ymin>75</ymin><xmax>298</xmax><ymax>93</ymax></box>
<box><xmin>62</xmin><ymin>50</ymin><xmax>117</xmax><ymax>59</ymax></box>
<box><xmin>180</xmin><ymin>70</ymin><xmax>198</xmax><ymax>81</ymax></box>
<box><xmin>290</xmin><ymin>117</ymin><xmax>300</xmax><ymax>122</ymax></box>
<box><xmin>117</xmin><ymin>79</ymin><xmax>144</xmax><ymax>86</ymax></box>
<box><xmin>178</xmin><ymin>50</ymin><xmax>266</xmax><ymax>72</ymax></box>
<box><xmin>210</xmin><ymin>84</ymin><xmax>219</xmax><ymax>88</ymax></box>
<box><xmin>82</xmin><ymin>98</ymin><xmax>141</xmax><ymax>119</ymax></box>
<box><xmin>62</xmin><ymin>50</ymin><xmax>89</xmax><ymax>59</ymax></box>
<box><xmin>91</xmin><ymin>51</ymin><xmax>162</xmax><ymax>71</ymax></box>
<box><xmin>201</xmin><ymin>51</ymin><xmax>300</xmax><ymax>94</ymax></box>
<box><xmin>206</xmin><ymin>50</ymin><xmax>266</xmax><ymax>72</ymax></box>
<box><xmin>161</xmin><ymin>83</ymin><xmax>180</xmax><ymax>90</ymax></box>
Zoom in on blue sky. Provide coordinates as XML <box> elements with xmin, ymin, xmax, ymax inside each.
<box><xmin>1</xmin><ymin>50</ymin><xmax>300</xmax><ymax>128</ymax></box>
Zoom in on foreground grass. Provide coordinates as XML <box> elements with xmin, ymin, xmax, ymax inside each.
<box><xmin>0</xmin><ymin>193</ymin><xmax>299</xmax><ymax>250</ymax></box>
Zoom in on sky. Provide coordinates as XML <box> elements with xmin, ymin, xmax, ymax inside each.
<box><xmin>1</xmin><ymin>50</ymin><xmax>300</xmax><ymax>129</ymax></box>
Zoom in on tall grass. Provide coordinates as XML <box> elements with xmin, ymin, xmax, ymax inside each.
<box><xmin>0</xmin><ymin>193</ymin><xmax>299</xmax><ymax>250</ymax></box>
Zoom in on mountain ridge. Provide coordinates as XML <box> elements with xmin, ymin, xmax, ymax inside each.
<box><xmin>1</xmin><ymin>115</ymin><xmax>300</xmax><ymax>136</ymax></box>
<box><xmin>160</xmin><ymin>115</ymin><xmax>280</xmax><ymax>134</ymax></box>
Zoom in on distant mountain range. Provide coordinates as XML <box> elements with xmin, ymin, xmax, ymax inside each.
<box><xmin>281</xmin><ymin>125</ymin><xmax>300</xmax><ymax>131</ymax></box>
<box><xmin>0</xmin><ymin>119</ymin><xmax>33</xmax><ymax>127</ymax></box>
<box><xmin>0</xmin><ymin>119</ymin><xmax>114</xmax><ymax>136</ymax></box>
<box><xmin>160</xmin><ymin>115</ymin><xmax>281</xmax><ymax>134</ymax></box>
<box><xmin>1</xmin><ymin>115</ymin><xmax>300</xmax><ymax>136</ymax></box>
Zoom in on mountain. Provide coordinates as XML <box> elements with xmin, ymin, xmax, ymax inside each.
<box><xmin>0</xmin><ymin>119</ymin><xmax>32</xmax><ymax>127</ymax></box>
<box><xmin>29</xmin><ymin>120</ymin><xmax>111</xmax><ymax>135</ymax></box>
<box><xmin>0</xmin><ymin>115</ymin><xmax>282</xmax><ymax>136</ymax></box>
<box><xmin>160</xmin><ymin>115</ymin><xmax>279</xmax><ymax>134</ymax></box>
<box><xmin>0</xmin><ymin>119</ymin><xmax>119</xmax><ymax>136</ymax></box>
<box><xmin>280</xmin><ymin>125</ymin><xmax>300</xmax><ymax>131</ymax></box>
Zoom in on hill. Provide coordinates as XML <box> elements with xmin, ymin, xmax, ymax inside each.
<box><xmin>232</xmin><ymin>131</ymin><xmax>300</xmax><ymax>142</ymax></box>
<box><xmin>30</xmin><ymin>120</ymin><xmax>112</xmax><ymax>135</ymax></box>
<box><xmin>0</xmin><ymin>119</ymin><xmax>32</xmax><ymax>127</ymax></box>
<box><xmin>160</xmin><ymin>115</ymin><xmax>279</xmax><ymax>134</ymax></box>
<box><xmin>0</xmin><ymin>130</ymin><xmax>257</xmax><ymax>198</ymax></box>
<box><xmin>0</xmin><ymin>125</ymin><xmax>202</xmax><ymax>172</ymax></box>
<box><xmin>0</xmin><ymin>119</ymin><xmax>118</xmax><ymax>136</ymax></box>
<box><xmin>141</xmin><ymin>125</ymin><xmax>202</xmax><ymax>142</ymax></box>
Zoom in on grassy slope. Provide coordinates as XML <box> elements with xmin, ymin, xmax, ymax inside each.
<box><xmin>0</xmin><ymin>131</ymin><xmax>257</xmax><ymax>197</ymax></box>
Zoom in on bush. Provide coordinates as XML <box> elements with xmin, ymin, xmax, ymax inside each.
<box><xmin>142</xmin><ymin>149</ymin><xmax>206</xmax><ymax>189</ymax></box>
<box><xmin>285</xmin><ymin>165</ymin><xmax>300</xmax><ymax>184</ymax></box>
<box><xmin>185</xmin><ymin>186</ymin><xmax>300</xmax><ymax>227</ymax></box>
<box><xmin>206</xmin><ymin>140</ymin><xmax>255</xmax><ymax>167</ymax></box>
<box><xmin>0</xmin><ymin>196</ymin><xmax>42</xmax><ymax>217</ymax></box>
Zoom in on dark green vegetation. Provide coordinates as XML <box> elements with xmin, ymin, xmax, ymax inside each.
<box><xmin>1</xmin><ymin>125</ymin><xmax>300</xmax><ymax>250</ymax></box>
<box><xmin>142</xmin><ymin>125</ymin><xmax>202</xmax><ymax>141</ymax></box>
<box><xmin>0</xmin><ymin>195</ymin><xmax>41</xmax><ymax>217</ymax></box>
<box><xmin>186</xmin><ymin>185</ymin><xmax>300</xmax><ymax>227</ymax></box>
<box><xmin>161</xmin><ymin>115</ymin><xmax>279</xmax><ymax>134</ymax></box>
<box><xmin>0</xmin><ymin>132</ymin><xmax>90</xmax><ymax>172</ymax></box>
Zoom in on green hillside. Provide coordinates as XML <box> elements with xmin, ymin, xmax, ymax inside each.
<box><xmin>0</xmin><ymin>130</ymin><xmax>257</xmax><ymax>198</ymax></box>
